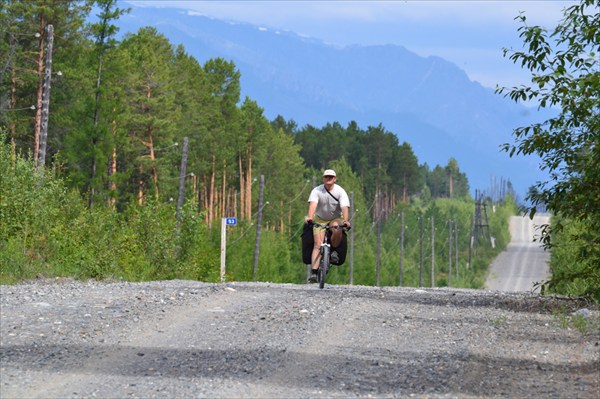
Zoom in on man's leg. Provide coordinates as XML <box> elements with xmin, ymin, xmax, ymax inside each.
<box><xmin>311</xmin><ymin>229</ymin><xmax>325</xmax><ymax>270</ymax></box>
<box><xmin>308</xmin><ymin>229</ymin><xmax>324</xmax><ymax>283</ymax></box>
<box><xmin>330</xmin><ymin>220</ymin><xmax>343</xmax><ymax>247</ymax></box>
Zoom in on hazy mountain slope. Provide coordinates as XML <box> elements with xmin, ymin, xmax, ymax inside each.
<box><xmin>116</xmin><ymin>6</ymin><xmax>548</xmax><ymax>197</ymax></box>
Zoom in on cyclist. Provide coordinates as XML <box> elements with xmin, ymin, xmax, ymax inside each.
<box><xmin>304</xmin><ymin>169</ymin><xmax>351</xmax><ymax>283</ymax></box>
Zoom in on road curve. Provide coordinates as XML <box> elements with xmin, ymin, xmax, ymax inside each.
<box><xmin>485</xmin><ymin>214</ymin><xmax>551</xmax><ymax>293</ymax></box>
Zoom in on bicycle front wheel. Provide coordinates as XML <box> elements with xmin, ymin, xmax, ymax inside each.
<box><xmin>319</xmin><ymin>246</ymin><xmax>330</xmax><ymax>289</ymax></box>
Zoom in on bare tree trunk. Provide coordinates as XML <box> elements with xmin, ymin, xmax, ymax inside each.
<box><xmin>208</xmin><ymin>155</ymin><xmax>216</xmax><ymax>227</ymax></box>
<box><xmin>221</xmin><ymin>160</ymin><xmax>226</xmax><ymax>219</ymax></box>
<box><xmin>191</xmin><ymin>174</ymin><xmax>197</xmax><ymax>207</ymax></box>
<box><xmin>216</xmin><ymin>179</ymin><xmax>222</xmax><ymax>220</ymax></box>
<box><xmin>146</xmin><ymin>127</ymin><xmax>159</xmax><ymax>200</ymax></box>
<box><xmin>238</xmin><ymin>152</ymin><xmax>245</xmax><ymax>220</ymax></box>
<box><xmin>245</xmin><ymin>149</ymin><xmax>252</xmax><ymax>221</ymax></box>
<box><xmin>88</xmin><ymin>38</ymin><xmax>106</xmax><ymax>209</ymax></box>
<box><xmin>279</xmin><ymin>201</ymin><xmax>284</xmax><ymax>232</ymax></box>
<box><xmin>89</xmin><ymin>156</ymin><xmax>97</xmax><ymax>207</ymax></box>
<box><xmin>233</xmin><ymin>190</ymin><xmax>238</xmax><ymax>218</ymax></box>
<box><xmin>9</xmin><ymin>69</ymin><xmax>17</xmax><ymax>145</ymax></box>
<box><xmin>33</xmin><ymin>18</ymin><xmax>45</xmax><ymax>161</ymax></box>
<box><xmin>108</xmin><ymin>116</ymin><xmax>117</xmax><ymax>209</ymax></box>
<box><xmin>145</xmin><ymin>78</ymin><xmax>159</xmax><ymax>201</ymax></box>
<box><xmin>374</xmin><ymin>184</ymin><xmax>380</xmax><ymax>221</ymax></box>
<box><xmin>137</xmin><ymin>164</ymin><xmax>144</xmax><ymax>205</ymax></box>
<box><xmin>402</xmin><ymin>173</ymin><xmax>408</xmax><ymax>203</ymax></box>
<box><xmin>108</xmin><ymin>145</ymin><xmax>117</xmax><ymax>208</ymax></box>
<box><xmin>199</xmin><ymin>176</ymin><xmax>208</xmax><ymax>221</ymax></box>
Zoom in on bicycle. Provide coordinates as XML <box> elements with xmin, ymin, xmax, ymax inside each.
<box><xmin>309</xmin><ymin>221</ymin><xmax>351</xmax><ymax>289</ymax></box>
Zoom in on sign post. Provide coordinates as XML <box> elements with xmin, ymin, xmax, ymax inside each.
<box><xmin>220</xmin><ymin>217</ymin><xmax>237</xmax><ymax>282</ymax></box>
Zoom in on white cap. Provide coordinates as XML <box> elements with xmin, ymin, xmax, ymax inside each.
<box><xmin>323</xmin><ymin>169</ymin><xmax>336</xmax><ymax>177</ymax></box>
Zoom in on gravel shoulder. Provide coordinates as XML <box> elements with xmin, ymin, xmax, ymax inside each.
<box><xmin>1</xmin><ymin>279</ymin><xmax>598</xmax><ymax>398</ymax></box>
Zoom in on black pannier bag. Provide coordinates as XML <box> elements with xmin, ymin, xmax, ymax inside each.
<box><xmin>330</xmin><ymin>230</ymin><xmax>348</xmax><ymax>265</ymax></box>
<box><xmin>301</xmin><ymin>223</ymin><xmax>313</xmax><ymax>264</ymax></box>
<box><xmin>301</xmin><ymin>224</ymin><xmax>348</xmax><ymax>266</ymax></box>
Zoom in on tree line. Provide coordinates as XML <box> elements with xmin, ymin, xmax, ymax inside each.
<box><xmin>1</xmin><ymin>0</ymin><xmax>502</xmax><ymax>288</ymax></box>
<box><xmin>1</xmin><ymin>132</ymin><xmax>515</xmax><ymax>289</ymax></box>
<box><xmin>1</xmin><ymin>0</ymin><xmax>476</xmax><ymax>227</ymax></box>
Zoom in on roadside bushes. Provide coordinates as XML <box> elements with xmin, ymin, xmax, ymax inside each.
<box><xmin>0</xmin><ymin>134</ymin><xmax>218</xmax><ymax>284</ymax></box>
<box><xmin>0</xmin><ymin>133</ymin><xmax>521</xmax><ymax>291</ymax></box>
<box><xmin>548</xmin><ymin>216</ymin><xmax>600</xmax><ymax>301</ymax></box>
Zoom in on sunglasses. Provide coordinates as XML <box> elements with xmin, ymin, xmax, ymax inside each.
<box><xmin>323</xmin><ymin>175</ymin><xmax>335</xmax><ymax>179</ymax></box>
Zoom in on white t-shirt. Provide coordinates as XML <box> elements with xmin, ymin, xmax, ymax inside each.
<box><xmin>308</xmin><ymin>184</ymin><xmax>350</xmax><ymax>220</ymax></box>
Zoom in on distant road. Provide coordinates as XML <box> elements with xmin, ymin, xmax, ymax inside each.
<box><xmin>485</xmin><ymin>214</ymin><xmax>551</xmax><ymax>293</ymax></box>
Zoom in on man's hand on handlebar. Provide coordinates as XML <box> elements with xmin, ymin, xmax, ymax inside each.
<box><xmin>343</xmin><ymin>220</ymin><xmax>351</xmax><ymax>229</ymax></box>
<box><xmin>305</xmin><ymin>216</ymin><xmax>313</xmax><ymax>225</ymax></box>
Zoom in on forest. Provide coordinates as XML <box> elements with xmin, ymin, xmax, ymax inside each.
<box><xmin>1</xmin><ymin>1</ymin><xmax>598</xmax><ymax>300</ymax></box>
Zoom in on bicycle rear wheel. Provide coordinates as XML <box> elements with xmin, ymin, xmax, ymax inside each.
<box><xmin>319</xmin><ymin>246</ymin><xmax>330</xmax><ymax>289</ymax></box>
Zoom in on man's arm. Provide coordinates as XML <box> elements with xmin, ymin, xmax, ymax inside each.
<box><xmin>306</xmin><ymin>201</ymin><xmax>318</xmax><ymax>223</ymax></box>
<box><xmin>342</xmin><ymin>206</ymin><xmax>350</xmax><ymax>227</ymax></box>
<box><xmin>339</xmin><ymin>187</ymin><xmax>351</xmax><ymax>226</ymax></box>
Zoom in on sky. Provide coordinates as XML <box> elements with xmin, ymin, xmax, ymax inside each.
<box><xmin>128</xmin><ymin>0</ymin><xmax>576</xmax><ymax>89</ymax></box>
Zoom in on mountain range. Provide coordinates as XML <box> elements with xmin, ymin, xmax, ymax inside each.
<box><xmin>116</xmin><ymin>5</ymin><xmax>550</xmax><ymax>199</ymax></box>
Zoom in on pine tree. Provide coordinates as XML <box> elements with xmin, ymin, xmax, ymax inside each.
<box><xmin>118</xmin><ymin>27</ymin><xmax>179</xmax><ymax>204</ymax></box>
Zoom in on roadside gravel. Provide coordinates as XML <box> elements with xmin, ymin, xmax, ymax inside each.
<box><xmin>1</xmin><ymin>278</ymin><xmax>598</xmax><ymax>398</ymax></box>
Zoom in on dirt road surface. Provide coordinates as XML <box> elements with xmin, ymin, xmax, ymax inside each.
<box><xmin>485</xmin><ymin>214</ymin><xmax>551</xmax><ymax>293</ymax></box>
<box><xmin>1</xmin><ymin>278</ymin><xmax>598</xmax><ymax>398</ymax></box>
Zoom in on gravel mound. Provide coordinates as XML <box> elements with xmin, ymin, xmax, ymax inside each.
<box><xmin>1</xmin><ymin>278</ymin><xmax>598</xmax><ymax>398</ymax></box>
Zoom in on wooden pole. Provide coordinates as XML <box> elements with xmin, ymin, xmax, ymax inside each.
<box><xmin>36</xmin><ymin>25</ymin><xmax>53</xmax><ymax>170</ymax></box>
<box><xmin>455</xmin><ymin>220</ymin><xmax>459</xmax><ymax>280</ymax></box>
<box><xmin>253</xmin><ymin>175</ymin><xmax>265</xmax><ymax>281</ymax></box>
<box><xmin>431</xmin><ymin>216</ymin><xmax>435</xmax><ymax>288</ymax></box>
<box><xmin>349</xmin><ymin>191</ymin><xmax>354</xmax><ymax>285</ymax></box>
<box><xmin>419</xmin><ymin>215</ymin><xmax>423</xmax><ymax>287</ymax></box>
<box><xmin>468</xmin><ymin>214</ymin><xmax>474</xmax><ymax>269</ymax></box>
<box><xmin>448</xmin><ymin>219</ymin><xmax>452</xmax><ymax>287</ymax></box>
<box><xmin>399</xmin><ymin>210</ymin><xmax>404</xmax><ymax>287</ymax></box>
<box><xmin>376</xmin><ymin>191</ymin><xmax>382</xmax><ymax>287</ymax></box>
<box><xmin>220</xmin><ymin>217</ymin><xmax>226</xmax><ymax>282</ymax></box>
<box><xmin>176</xmin><ymin>138</ymin><xmax>189</xmax><ymax>223</ymax></box>
<box><xmin>174</xmin><ymin>137</ymin><xmax>189</xmax><ymax>254</ymax></box>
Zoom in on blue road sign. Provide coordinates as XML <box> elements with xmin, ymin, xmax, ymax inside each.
<box><xmin>226</xmin><ymin>217</ymin><xmax>237</xmax><ymax>226</ymax></box>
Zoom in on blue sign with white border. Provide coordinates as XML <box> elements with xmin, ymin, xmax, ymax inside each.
<box><xmin>226</xmin><ymin>217</ymin><xmax>237</xmax><ymax>226</ymax></box>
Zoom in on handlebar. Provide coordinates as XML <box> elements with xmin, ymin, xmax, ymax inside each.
<box><xmin>308</xmin><ymin>221</ymin><xmax>351</xmax><ymax>231</ymax></box>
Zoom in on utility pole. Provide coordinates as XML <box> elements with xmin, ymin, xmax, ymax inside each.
<box><xmin>175</xmin><ymin>138</ymin><xmax>189</xmax><ymax>225</ymax></box>
<box><xmin>376</xmin><ymin>191</ymin><xmax>382</xmax><ymax>287</ymax></box>
<box><xmin>468</xmin><ymin>214</ymin><xmax>474</xmax><ymax>269</ymax></box>
<box><xmin>473</xmin><ymin>190</ymin><xmax>490</xmax><ymax>246</ymax></box>
<box><xmin>448</xmin><ymin>219</ymin><xmax>452</xmax><ymax>287</ymax></box>
<box><xmin>419</xmin><ymin>215</ymin><xmax>424</xmax><ymax>287</ymax></box>
<box><xmin>174</xmin><ymin>137</ymin><xmax>189</xmax><ymax>257</ymax></box>
<box><xmin>36</xmin><ymin>24</ymin><xmax>53</xmax><ymax>170</ymax></box>
<box><xmin>431</xmin><ymin>216</ymin><xmax>435</xmax><ymax>288</ymax></box>
<box><xmin>307</xmin><ymin>176</ymin><xmax>317</xmax><ymax>281</ymax></box>
<box><xmin>349</xmin><ymin>191</ymin><xmax>354</xmax><ymax>285</ymax></box>
<box><xmin>455</xmin><ymin>220</ymin><xmax>459</xmax><ymax>280</ymax></box>
<box><xmin>399</xmin><ymin>210</ymin><xmax>404</xmax><ymax>287</ymax></box>
<box><xmin>253</xmin><ymin>175</ymin><xmax>265</xmax><ymax>281</ymax></box>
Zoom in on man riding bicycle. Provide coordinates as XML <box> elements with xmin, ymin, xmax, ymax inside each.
<box><xmin>305</xmin><ymin>169</ymin><xmax>351</xmax><ymax>283</ymax></box>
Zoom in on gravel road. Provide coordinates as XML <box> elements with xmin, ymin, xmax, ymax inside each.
<box><xmin>1</xmin><ymin>279</ymin><xmax>598</xmax><ymax>398</ymax></box>
<box><xmin>486</xmin><ymin>214</ymin><xmax>551</xmax><ymax>293</ymax></box>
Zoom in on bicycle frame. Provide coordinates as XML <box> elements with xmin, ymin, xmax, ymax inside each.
<box><xmin>309</xmin><ymin>222</ymin><xmax>350</xmax><ymax>289</ymax></box>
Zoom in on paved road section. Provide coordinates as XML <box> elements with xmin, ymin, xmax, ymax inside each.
<box><xmin>485</xmin><ymin>214</ymin><xmax>551</xmax><ymax>293</ymax></box>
